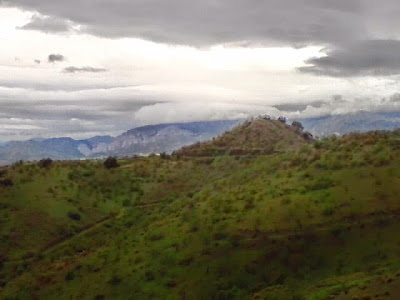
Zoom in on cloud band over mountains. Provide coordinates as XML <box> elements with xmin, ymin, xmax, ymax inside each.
<box><xmin>2</xmin><ymin>0</ymin><xmax>400</xmax><ymax>140</ymax></box>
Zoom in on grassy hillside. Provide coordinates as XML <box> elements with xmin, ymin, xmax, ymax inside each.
<box><xmin>176</xmin><ymin>120</ymin><xmax>312</xmax><ymax>157</ymax></box>
<box><xmin>1</xmin><ymin>123</ymin><xmax>400</xmax><ymax>299</ymax></box>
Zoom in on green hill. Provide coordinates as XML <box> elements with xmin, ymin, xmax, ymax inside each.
<box><xmin>175</xmin><ymin>119</ymin><xmax>312</xmax><ymax>157</ymax></box>
<box><xmin>1</xmin><ymin>124</ymin><xmax>400</xmax><ymax>299</ymax></box>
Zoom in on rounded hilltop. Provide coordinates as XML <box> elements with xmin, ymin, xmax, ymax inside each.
<box><xmin>174</xmin><ymin>116</ymin><xmax>313</xmax><ymax>157</ymax></box>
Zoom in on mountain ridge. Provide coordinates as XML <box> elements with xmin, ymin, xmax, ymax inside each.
<box><xmin>0</xmin><ymin>120</ymin><xmax>239</xmax><ymax>165</ymax></box>
<box><xmin>1</xmin><ymin>111</ymin><xmax>400</xmax><ymax>165</ymax></box>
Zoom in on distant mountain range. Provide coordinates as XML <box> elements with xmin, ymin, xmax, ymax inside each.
<box><xmin>0</xmin><ymin>120</ymin><xmax>239</xmax><ymax>165</ymax></box>
<box><xmin>297</xmin><ymin>111</ymin><xmax>400</xmax><ymax>137</ymax></box>
<box><xmin>1</xmin><ymin>111</ymin><xmax>400</xmax><ymax>165</ymax></box>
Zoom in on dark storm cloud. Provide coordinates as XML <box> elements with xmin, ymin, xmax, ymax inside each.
<box><xmin>1</xmin><ymin>0</ymin><xmax>367</xmax><ymax>46</ymax></box>
<box><xmin>298</xmin><ymin>40</ymin><xmax>400</xmax><ymax>77</ymax></box>
<box><xmin>18</xmin><ymin>14</ymin><xmax>73</xmax><ymax>33</ymax></box>
<box><xmin>6</xmin><ymin>0</ymin><xmax>400</xmax><ymax>78</ymax></box>
<box><xmin>63</xmin><ymin>66</ymin><xmax>108</xmax><ymax>73</ymax></box>
<box><xmin>48</xmin><ymin>54</ymin><xmax>65</xmax><ymax>63</ymax></box>
<box><xmin>5</xmin><ymin>0</ymin><xmax>400</xmax><ymax>78</ymax></box>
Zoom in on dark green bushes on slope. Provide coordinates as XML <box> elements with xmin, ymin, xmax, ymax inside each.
<box><xmin>0</xmin><ymin>130</ymin><xmax>400</xmax><ymax>299</ymax></box>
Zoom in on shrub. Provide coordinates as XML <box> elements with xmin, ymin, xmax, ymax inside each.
<box><xmin>38</xmin><ymin>158</ymin><xmax>53</xmax><ymax>168</ymax></box>
<box><xmin>67</xmin><ymin>211</ymin><xmax>81</xmax><ymax>221</ymax></box>
<box><xmin>144</xmin><ymin>271</ymin><xmax>155</xmax><ymax>281</ymax></box>
<box><xmin>65</xmin><ymin>271</ymin><xmax>75</xmax><ymax>281</ymax></box>
<box><xmin>160</xmin><ymin>152</ymin><xmax>169</xmax><ymax>159</ymax></box>
<box><xmin>309</xmin><ymin>177</ymin><xmax>334</xmax><ymax>190</ymax></box>
<box><xmin>292</xmin><ymin>121</ymin><xmax>304</xmax><ymax>131</ymax></box>
<box><xmin>0</xmin><ymin>179</ymin><xmax>13</xmax><ymax>187</ymax></box>
<box><xmin>104</xmin><ymin>157</ymin><xmax>119</xmax><ymax>169</ymax></box>
<box><xmin>322</xmin><ymin>207</ymin><xmax>334</xmax><ymax>216</ymax></box>
<box><xmin>302</xmin><ymin>131</ymin><xmax>314</xmax><ymax>141</ymax></box>
<box><xmin>146</xmin><ymin>231</ymin><xmax>164</xmax><ymax>241</ymax></box>
<box><xmin>108</xmin><ymin>275</ymin><xmax>122</xmax><ymax>285</ymax></box>
<box><xmin>122</xmin><ymin>199</ymin><xmax>131</xmax><ymax>207</ymax></box>
<box><xmin>244</xmin><ymin>199</ymin><xmax>255</xmax><ymax>210</ymax></box>
<box><xmin>12</xmin><ymin>160</ymin><xmax>24</xmax><ymax>168</ymax></box>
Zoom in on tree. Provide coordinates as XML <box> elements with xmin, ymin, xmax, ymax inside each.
<box><xmin>278</xmin><ymin>116</ymin><xmax>287</xmax><ymax>124</ymax></box>
<box><xmin>292</xmin><ymin>121</ymin><xmax>304</xmax><ymax>131</ymax></box>
<box><xmin>160</xmin><ymin>152</ymin><xmax>169</xmax><ymax>160</ymax></box>
<box><xmin>302</xmin><ymin>131</ymin><xmax>314</xmax><ymax>141</ymax></box>
<box><xmin>104</xmin><ymin>156</ymin><xmax>119</xmax><ymax>169</ymax></box>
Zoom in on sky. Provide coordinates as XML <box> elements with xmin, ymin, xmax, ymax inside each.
<box><xmin>1</xmin><ymin>0</ymin><xmax>400</xmax><ymax>141</ymax></box>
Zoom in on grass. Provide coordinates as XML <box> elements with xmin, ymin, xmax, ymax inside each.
<box><xmin>0</xmin><ymin>124</ymin><xmax>400</xmax><ymax>299</ymax></box>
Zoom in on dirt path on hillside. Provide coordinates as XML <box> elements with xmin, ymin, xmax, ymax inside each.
<box><xmin>4</xmin><ymin>202</ymin><xmax>162</xmax><ymax>265</ymax></box>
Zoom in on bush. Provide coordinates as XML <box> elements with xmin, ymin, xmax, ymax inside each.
<box><xmin>292</xmin><ymin>121</ymin><xmax>304</xmax><ymax>131</ymax></box>
<box><xmin>65</xmin><ymin>271</ymin><xmax>75</xmax><ymax>281</ymax></box>
<box><xmin>0</xmin><ymin>179</ymin><xmax>13</xmax><ymax>187</ymax></box>
<box><xmin>68</xmin><ymin>211</ymin><xmax>81</xmax><ymax>221</ymax></box>
<box><xmin>160</xmin><ymin>152</ymin><xmax>169</xmax><ymax>159</ymax></box>
<box><xmin>104</xmin><ymin>157</ymin><xmax>119</xmax><ymax>169</ymax></box>
<box><xmin>144</xmin><ymin>271</ymin><xmax>155</xmax><ymax>281</ymax></box>
<box><xmin>309</xmin><ymin>177</ymin><xmax>334</xmax><ymax>190</ymax></box>
<box><xmin>38</xmin><ymin>158</ymin><xmax>53</xmax><ymax>168</ymax></box>
<box><xmin>322</xmin><ymin>207</ymin><xmax>334</xmax><ymax>216</ymax></box>
<box><xmin>244</xmin><ymin>199</ymin><xmax>255</xmax><ymax>210</ymax></box>
<box><xmin>122</xmin><ymin>199</ymin><xmax>131</xmax><ymax>207</ymax></box>
<box><xmin>108</xmin><ymin>275</ymin><xmax>122</xmax><ymax>285</ymax></box>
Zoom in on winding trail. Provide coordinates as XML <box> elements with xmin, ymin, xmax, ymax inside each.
<box><xmin>4</xmin><ymin>201</ymin><xmax>162</xmax><ymax>265</ymax></box>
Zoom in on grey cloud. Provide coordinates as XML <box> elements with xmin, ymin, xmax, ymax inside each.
<box><xmin>298</xmin><ymin>40</ymin><xmax>400</xmax><ymax>77</ymax></box>
<box><xmin>273</xmin><ymin>101</ymin><xmax>326</xmax><ymax>112</ymax></box>
<box><xmin>48</xmin><ymin>54</ymin><xmax>65</xmax><ymax>63</ymax></box>
<box><xmin>389</xmin><ymin>93</ymin><xmax>400</xmax><ymax>102</ymax></box>
<box><xmin>18</xmin><ymin>14</ymin><xmax>74</xmax><ymax>33</ymax></box>
<box><xmin>1</xmin><ymin>0</ymin><xmax>368</xmax><ymax>46</ymax></box>
<box><xmin>0</xmin><ymin>99</ymin><xmax>161</xmax><ymax>121</ymax></box>
<box><xmin>0</xmin><ymin>79</ymin><xmax>131</xmax><ymax>92</ymax></box>
<box><xmin>63</xmin><ymin>66</ymin><xmax>108</xmax><ymax>73</ymax></box>
<box><xmin>0</xmin><ymin>99</ymin><xmax>163</xmax><ymax>141</ymax></box>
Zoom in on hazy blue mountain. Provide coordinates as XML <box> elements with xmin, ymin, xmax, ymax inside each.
<box><xmin>88</xmin><ymin>120</ymin><xmax>239</xmax><ymax>156</ymax></box>
<box><xmin>298</xmin><ymin>111</ymin><xmax>400</xmax><ymax>137</ymax></box>
<box><xmin>1</xmin><ymin>112</ymin><xmax>399</xmax><ymax>165</ymax></box>
<box><xmin>0</xmin><ymin>136</ymin><xmax>111</xmax><ymax>165</ymax></box>
<box><xmin>0</xmin><ymin>120</ymin><xmax>238</xmax><ymax>165</ymax></box>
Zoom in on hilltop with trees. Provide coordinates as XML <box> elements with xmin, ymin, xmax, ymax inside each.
<box><xmin>175</xmin><ymin>119</ymin><xmax>312</xmax><ymax>157</ymax></box>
